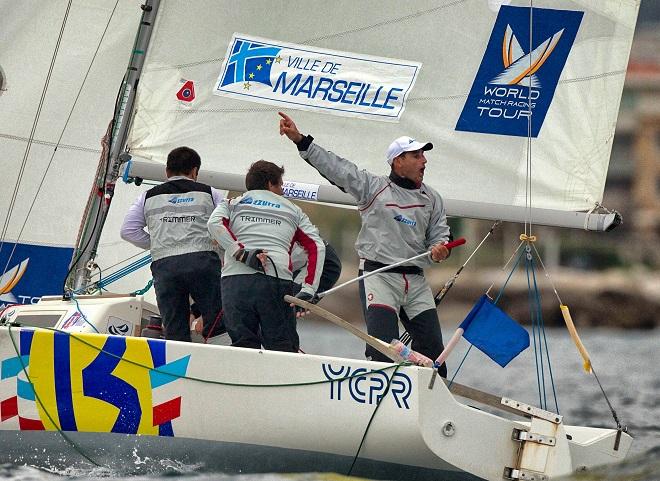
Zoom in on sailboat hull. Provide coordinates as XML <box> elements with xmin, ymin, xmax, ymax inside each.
<box><xmin>0</xmin><ymin>309</ymin><xmax>631</xmax><ymax>481</ymax></box>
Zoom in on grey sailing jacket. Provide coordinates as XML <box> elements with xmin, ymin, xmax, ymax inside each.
<box><xmin>300</xmin><ymin>141</ymin><xmax>450</xmax><ymax>268</ymax></box>
<box><xmin>122</xmin><ymin>176</ymin><xmax>222</xmax><ymax>261</ymax></box>
<box><xmin>207</xmin><ymin>190</ymin><xmax>325</xmax><ymax>296</ymax></box>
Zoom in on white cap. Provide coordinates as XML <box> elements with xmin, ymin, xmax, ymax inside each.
<box><xmin>385</xmin><ymin>136</ymin><xmax>433</xmax><ymax>165</ymax></box>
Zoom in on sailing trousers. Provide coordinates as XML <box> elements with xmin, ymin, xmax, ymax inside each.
<box><xmin>221</xmin><ymin>274</ymin><xmax>298</xmax><ymax>352</ymax></box>
<box><xmin>359</xmin><ymin>269</ymin><xmax>447</xmax><ymax>377</ymax></box>
<box><xmin>151</xmin><ymin>250</ymin><xmax>223</xmax><ymax>342</ymax></box>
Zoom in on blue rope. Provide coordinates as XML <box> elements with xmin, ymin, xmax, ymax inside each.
<box><xmin>530</xmin><ymin>256</ymin><xmax>559</xmax><ymax>413</ymax></box>
<box><xmin>131</xmin><ymin>278</ymin><xmax>153</xmax><ymax>296</ymax></box>
<box><xmin>96</xmin><ymin>254</ymin><xmax>152</xmax><ymax>289</ymax></box>
<box><xmin>448</xmin><ymin>345</ymin><xmax>473</xmax><ymax>388</ymax></box>
<box><xmin>100</xmin><ymin>255</ymin><xmax>151</xmax><ymax>284</ymax></box>
<box><xmin>526</xmin><ymin>255</ymin><xmax>545</xmax><ymax>409</ymax></box>
<box><xmin>70</xmin><ymin>294</ymin><xmax>100</xmax><ymax>333</ymax></box>
<box><xmin>494</xmin><ymin>247</ymin><xmax>526</xmax><ymax>305</ymax></box>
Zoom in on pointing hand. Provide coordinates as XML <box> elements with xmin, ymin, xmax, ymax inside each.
<box><xmin>278</xmin><ymin>112</ymin><xmax>303</xmax><ymax>143</ymax></box>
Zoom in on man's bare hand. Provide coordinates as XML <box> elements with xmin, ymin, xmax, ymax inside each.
<box><xmin>430</xmin><ymin>243</ymin><xmax>449</xmax><ymax>262</ymax></box>
<box><xmin>278</xmin><ymin>112</ymin><xmax>303</xmax><ymax>143</ymax></box>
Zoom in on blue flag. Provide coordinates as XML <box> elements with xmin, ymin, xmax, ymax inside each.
<box><xmin>460</xmin><ymin>295</ymin><xmax>530</xmax><ymax>367</ymax></box>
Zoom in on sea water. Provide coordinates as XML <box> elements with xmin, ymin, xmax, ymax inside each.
<box><xmin>1</xmin><ymin>325</ymin><xmax>658</xmax><ymax>481</ymax></box>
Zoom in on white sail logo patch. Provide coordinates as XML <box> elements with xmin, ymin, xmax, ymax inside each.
<box><xmin>214</xmin><ymin>34</ymin><xmax>421</xmax><ymax>122</ymax></box>
<box><xmin>492</xmin><ymin>25</ymin><xmax>564</xmax><ymax>88</ymax></box>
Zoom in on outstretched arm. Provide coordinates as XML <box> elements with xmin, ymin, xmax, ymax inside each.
<box><xmin>278</xmin><ymin>111</ymin><xmax>380</xmax><ymax>205</ymax></box>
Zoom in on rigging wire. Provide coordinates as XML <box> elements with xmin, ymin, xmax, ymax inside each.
<box><xmin>532</xmin><ymin>244</ymin><xmax>625</xmax><ymax>435</ymax></box>
<box><xmin>521</xmin><ymin>1</ymin><xmax>622</xmax><ymax>434</ymax></box>
<box><xmin>400</xmin><ymin>221</ymin><xmax>500</xmax><ymax>346</ymax></box>
<box><xmin>525</xmin><ymin>0</ymin><xmax>534</xmax><ymax>239</ymax></box>
<box><xmin>64</xmin><ymin>6</ymin><xmax>152</xmax><ymax>296</ymax></box>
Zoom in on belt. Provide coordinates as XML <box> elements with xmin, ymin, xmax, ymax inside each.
<box><xmin>362</xmin><ymin>259</ymin><xmax>423</xmax><ymax>276</ymax></box>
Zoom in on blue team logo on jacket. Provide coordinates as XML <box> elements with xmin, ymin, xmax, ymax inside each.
<box><xmin>168</xmin><ymin>196</ymin><xmax>194</xmax><ymax>205</ymax></box>
<box><xmin>239</xmin><ymin>196</ymin><xmax>281</xmax><ymax>208</ymax></box>
<box><xmin>456</xmin><ymin>6</ymin><xmax>583</xmax><ymax>137</ymax></box>
<box><xmin>394</xmin><ymin>214</ymin><xmax>416</xmax><ymax>227</ymax></box>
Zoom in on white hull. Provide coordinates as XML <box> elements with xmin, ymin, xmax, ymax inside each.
<box><xmin>0</xmin><ymin>297</ymin><xmax>631</xmax><ymax>481</ymax></box>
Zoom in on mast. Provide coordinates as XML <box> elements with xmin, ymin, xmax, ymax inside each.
<box><xmin>65</xmin><ymin>0</ymin><xmax>160</xmax><ymax>295</ymax></box>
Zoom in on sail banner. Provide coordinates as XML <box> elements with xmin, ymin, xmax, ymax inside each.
<box><xmin>456</xmin><ymin>6</ymin><xmax>583</xmax><ymax>138</ymax></box>
<box><xmin>129</xmin><ymin>0</ymin><xmax>639</xmax><ymax>218</ymax></box>
<box><xmin>213</xmin><ymin>34</ymin><xmax>421</xmax><ymax>122</ymax></box>
<box><xmin>0</xmin><ymin>242</ymin><xmax>73</xmax><ymax>306</ymax></box>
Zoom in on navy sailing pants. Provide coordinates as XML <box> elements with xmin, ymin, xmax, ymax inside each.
<box><xmin>151</xmin><ymin>251</ymin><xmax>223</xmax><ymax>342</ymax></box>
<box><xmin>221</xmin><ymin>274</ymin><xmax>298</xmax><ymax>352</ymax></box>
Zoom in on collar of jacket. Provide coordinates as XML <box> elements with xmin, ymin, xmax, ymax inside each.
<box><xmin>389</xmin><ymin>171</ymin><xmax>419</xmax><ymax>190</ymax></box>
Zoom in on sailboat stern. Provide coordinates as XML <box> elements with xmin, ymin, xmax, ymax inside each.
<box><xmin>565</xmin><ymin>425</ymin><xmax>633</xmax><ymax>472</ymax></box>
<box><xmin>417</xmin><ymin>375</ymin><xmax>595</xmax><ymax>481</ymax></box>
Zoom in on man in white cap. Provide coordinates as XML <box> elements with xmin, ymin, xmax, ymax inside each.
<box><xmin>278</xmin><ymin>112</ymin><xmax>451</xmax><ymax>376</ymax></box>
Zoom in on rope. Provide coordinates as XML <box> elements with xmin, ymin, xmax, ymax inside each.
<box><xmin>530</xmin><ymin>255</ymin><xmax>559</xmax><ymax>413</ymax></box>
<box><xmin>93</xmin><ymin>254</ymin><xmax>152</xmax><ymax>291</ymax></box>
<box><xmin>399</xmin><ymin>221</ymin><xmax>501</xmax><ymax>346</ymax></box>
<box><xmin>131</xmin><ymin>279</ymin><xmax>153</xmax><ymax>296</ymax></box>
<box><xmin>347</xmin><ymin>364</ymin><xmax>401</xmax><ymax>476</ymax></box>
<box><xmin>69</xmin><ymin>294</ymin><xmax>100</xmax><ymax>333</ymax></box>
<box><xmin>531</xmin><ymin>246</ymin><xmax>625</xmax><ymax>432</ymax></box>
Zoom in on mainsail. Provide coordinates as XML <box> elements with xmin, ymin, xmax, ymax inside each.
<box><xmin>125</xmin><ymin>0</ymin><xmax>639</xmax><ymax>229</ymax></box>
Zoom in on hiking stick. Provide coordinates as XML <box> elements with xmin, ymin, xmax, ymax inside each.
<box><xmin>285</xmin><ymin>295</ymin><xmax>404</xmax><ymax>362</ymax></box>
<box><xmin>317</xmin><ymin>238</ymin><xmax>466</xmax><ymax>299</ymax></box>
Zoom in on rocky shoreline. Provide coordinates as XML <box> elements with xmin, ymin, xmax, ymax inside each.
<box><xmin>319</xmin><ymin>267</ymin><xmax>660</xmax><ymax>330</ymax></box>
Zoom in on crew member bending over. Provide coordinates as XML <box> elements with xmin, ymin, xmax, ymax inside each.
<box><xmin>120</xmin><ymin>147</ymin><xmax>225</xmax><ymax>342</ymax></box>
<box><xmin>208</xmin><ymin>160</ymin><xmax>325</xmax><ymax>352</ymax></box>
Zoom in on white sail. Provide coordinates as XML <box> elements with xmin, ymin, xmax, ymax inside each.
<box><xmin>0</xmin><ymin>0</ymin><xmax>150</xmax><ymax>303</ymax></box>
<box><xmin>126</xmin><ymin>0</ymin><xmax>639</xmax><ymax>224</ymax></box>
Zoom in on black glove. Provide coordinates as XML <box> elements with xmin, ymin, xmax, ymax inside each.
<box><xmin>235</xmin><ymin>248</ymin><xmax>265</xmax><ymax>272</ymax></box>
<box><xmin>292</xmin><ymin>290</ymin><xmax>319</xmax><ymax>315</ymax></box>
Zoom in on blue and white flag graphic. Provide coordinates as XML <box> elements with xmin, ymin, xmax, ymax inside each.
<box><xmin>221</xmin><ymin>40</ymin><xmax>282</xmax><ymax>88</ymax></box>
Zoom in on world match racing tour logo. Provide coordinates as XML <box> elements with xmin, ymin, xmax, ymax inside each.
<box><xmin>456</xmin><ymin>6</ymin><xmax>583</xmax><ymax>138</ymax></box>
<box><xmin>0</xmin><ymin>259</ymin><xmax>29</xmax><ymax>304</ymax></box>
<box><xmin>0</xmin><ymin>243</ymin><xmax>74</xmax><ymax>306</ymax></box>
<box><xmin>214</xmin><ymin>34</ymin><xmax>421</xmax><ymax>121</ymax></box>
